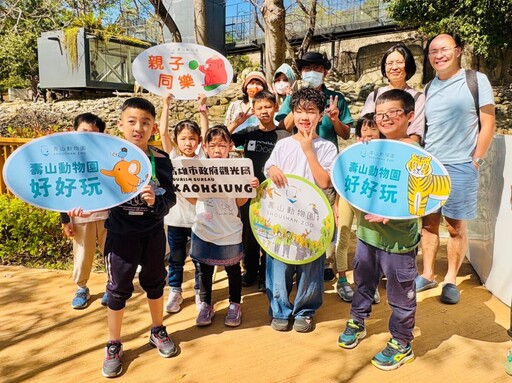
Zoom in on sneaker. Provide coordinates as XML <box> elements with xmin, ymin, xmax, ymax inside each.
<box><xmin>257</xmin><ymin>276</ymin><xmax>266</xmax><ymax>292</ymax></box>
<box><xmin>242</xmin><ymin>273</ymin><xmax>256</xmax><ymax>287</ymax></box>
<box><xmin>337</xmin><ymin>280</ymin><xmax>354</xmax><ymax>302</ymax></box>
<box><xmin>506</xmin><ymin>349</ymin><xmax>512</xmax><ymax>376</ymax></box>
<box><xmin>371</xmin><ymin>338</ymin><xmax>415</xmax><ymax>371</ymax></box>
<box><xmin>102</xmin><ymin>340</ymin><xmax>123</xmax><ymax>378</ymax></box>
<box><xmin>194</xmin><ymin>289</ymin><xmax>201</xmax><ymax>311</ymax></box>
<box><xmin>165</xmin><ymin>288</ymin><xmax>184</xmax><ymax>313</ymax></box>
<box><xmin>293</xmin><ymin>316</ymin><xmax>314</xmax><ymax>333</ymax></box>
<box><xmin>271</xmin><ymin>318</ymin><xmax>289</xmax><ymax>331</ymax></box>
<box><xmin>224</xmin><ymin>302</ymin><xmax>242</xmax><ymax>327</ymax></box>
<box><xmin>373</xmin><ymin>289</ymin><xmax>381</xmax><ymax>304</ymax></box>
<box><xmin>71</xmin><ymin>287</ymin><xmax>90</xmax><ymax>309</ymax></box>
<box><xmin>338</xmin><ymin>319</ymin><xmax>366</xmax><ymax>349</ymax></box>
<box><xmin>149</xmin><ymin>325</ymin><xmax>177</xmax><ymax>358</ymax></box>
<box><xmin>196</xmin><ymin>302</ymin><xmax>215</xmax><ymax>326</ymax></box>
<box><xmin>323</xmin><ymin>268</ymin><xmax>336</xmax><ymax>282</ymax></box>
<box><xmin>440</xmin><ymin>283</ymin><xmax>460</xmax><ymax>304</ymax></box>
<box><xmin>101</xmin><ymin>292</ymin><xmax>108</xmax><ymax>307</ymax></box>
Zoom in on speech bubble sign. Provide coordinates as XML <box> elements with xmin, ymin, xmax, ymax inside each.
<box><xmin>132</xmin><ymin>42</ymin><xmax>234</xmax><ymax>99</ymax></box>
<box><xmin>3</xmin><ymin>132</ymin><xmax>152</xmax><ymax>212</ymax></box>
<box><xmin>331</xmin><ymin>140</ymin><xmax>451</xmax><ymax>219</ymax></box>
<box><xmin>249</xmin><ymin>175</ymin><xmax>334</xmax><ymax>265</ymax></box>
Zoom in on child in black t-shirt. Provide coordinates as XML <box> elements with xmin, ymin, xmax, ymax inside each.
<box><xmin>70</xmin><ymin>98</ymin><xmax>177</xmax><ymax>378</ymax></box>
<box><xmin>229</xmin><ymin>90</ymin><xmax>290</xmax><ymax>290</ymax></box>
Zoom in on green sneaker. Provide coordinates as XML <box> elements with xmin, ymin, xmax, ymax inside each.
<box><xmin>338</xmin><ymin>319</ymin><xmax>366</xmax><ymax>349</ymax></box>
<box><xmin>506</xmin><ymin>349</ymin><xmax>512</xmax><ymax>376</ymax></box>
<box><xmin>371</xmin><ymin>338</ymin><xmax>415</xmax><ymax>371</ymax></box>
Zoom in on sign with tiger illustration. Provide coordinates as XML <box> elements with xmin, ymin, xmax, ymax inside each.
<box><xmin>331</xmin><ymin>140</ymin><xmax>451</xmax><ymax>219</ymax></box>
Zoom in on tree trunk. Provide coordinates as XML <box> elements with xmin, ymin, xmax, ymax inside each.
<box><xmin>296</xmin><ymin>0</ymin><xmax>317</xmax><ymax>60</ymax></box>
<box><xmin>194</xmin><ymin>0</ymin><xmax>207</xmax><ymax>45</ymax></box>
<box><xmin>262</xmin><ymin>0</ymin><xmax>286</xmax><ymax>83</ymax></box>
<box><xmin>148</xmin><ymin>0</ymin><xmax>182</xmax><ymax>42</ymax></box>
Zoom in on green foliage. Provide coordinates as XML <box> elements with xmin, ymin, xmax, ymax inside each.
<box><xmin>227</xmin><ymin>54</ymin><xmax>256</xmax><ymax>76</ymax></box>
<box><xmin>5</xmin><ymin>124</ymin><xmax>64</xmax><ymax>138</ymax></box>
<box><xmin>386</xmin><ymin>0</ymin><xmax>512</xmax><ymax>62</ymax></box>
<box><xmin>0</xmin><ymin>195</ymin><xmax>73</xmax><ymax>269</ymax></box>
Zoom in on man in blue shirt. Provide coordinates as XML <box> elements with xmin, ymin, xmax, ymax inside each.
<box><xmin>416</xmin><ymin>33</ymin><xmax>495</xmax><ymax>304</ymax></box>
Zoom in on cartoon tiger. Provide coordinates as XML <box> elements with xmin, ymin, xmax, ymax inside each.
<box><xmin>406</xmin><ymin>154</ymin><xmax>451</xmax><ymax>216</ymax></box>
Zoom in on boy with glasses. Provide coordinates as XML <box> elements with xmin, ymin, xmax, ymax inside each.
<box><xmin>338</xmin><ymin>89</ymin><xmax>419</xmax><ymax>371</ymax></box>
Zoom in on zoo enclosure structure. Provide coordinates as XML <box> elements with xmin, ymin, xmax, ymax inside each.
<box><xmin>37</xmin><ymin>28</ymin><xmax>153</xmax><ymax>92</ymax></box>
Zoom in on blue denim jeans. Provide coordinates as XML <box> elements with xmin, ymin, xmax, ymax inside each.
<box><xmin>265</xmin><ymin>253</ymin><xmax>324</xmax><ymax>320</ymax></box>
<box><xmin>167</xmin><ymin>226</ymin><xmax>199</xmax><ymax>290</ymax></box>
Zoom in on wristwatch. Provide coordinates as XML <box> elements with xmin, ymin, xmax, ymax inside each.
<box><xmin>472</xmin><ymin>157</ymin><xmax>485</xmax><ymax>167</ymax></box>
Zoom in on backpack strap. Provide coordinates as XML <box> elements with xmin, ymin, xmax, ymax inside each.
<box><xmin>372</xmin><ymin>88</ymin><xmax>379</xmax><ymax>103</ymax></box>
<box><xmin>413</xmin><ymin>91</ymin><xmax>422</xmax><ymax>102</ymax></box>
<box><xmin>424</xmin><ymin>80</ymin><xmax>432</xmax><ymax>98</ymax></box>
<box><xmin>465</xmin><ymin>69</ymin><xmax>480</xmax><ymax>130</ymax></box>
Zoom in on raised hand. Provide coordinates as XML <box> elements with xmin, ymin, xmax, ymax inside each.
<box><xmin>326</xmin><ymin>95</ymin><xmax>340</xmax><ymax>121</ymax></box>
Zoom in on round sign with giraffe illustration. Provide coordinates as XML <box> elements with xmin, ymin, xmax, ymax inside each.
<box><xmin>3</xmin><ymin>132</ymin><xmax>152</xmax><ymax>212</ymax></box>
<box><xmin>249</xmin><ymin>175</ymin><xmax>334</xmax><ymax>265</ymax></box>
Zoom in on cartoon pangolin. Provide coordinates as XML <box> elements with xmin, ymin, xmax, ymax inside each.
<box><xmin>101</xmin><ymin>160</ymin><xmax>141</xmax><ymax>194</ymax></box>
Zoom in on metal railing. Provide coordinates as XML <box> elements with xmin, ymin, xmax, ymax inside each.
<box><xmin>226</xmin><ymin>0</ymin><xmax>394</xmax><ymax>48</ymax></box>
<box><xmin>0</xmin><ymin>138</ymin><xmax>30</xmax><ymax>195</ymax></box>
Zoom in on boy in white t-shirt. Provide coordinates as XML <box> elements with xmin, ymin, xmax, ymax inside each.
<box><xmin>264</xmin><ymin>87</ymin><xmax>338</xmax><ymax>332</ymax></box>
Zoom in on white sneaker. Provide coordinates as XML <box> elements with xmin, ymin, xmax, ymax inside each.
<box><xmin>165</xmin><ymin>288</ymin><xmax>183</xmax><ymax>313</ymax></box>
<box><xmin>194</xmin><ymin>289</ymin><xmax>201</xmax><ymax>311</ymax></box>
<box><xmin>373</xmin><ymin>289</ymin><xmax>381</xmax><ymax>304</ymax></box>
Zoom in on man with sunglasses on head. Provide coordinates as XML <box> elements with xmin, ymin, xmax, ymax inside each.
<box><xmin>416</xmin><ymin>33</ymin><xmax>496</xmax><ymax>304</ymax></box>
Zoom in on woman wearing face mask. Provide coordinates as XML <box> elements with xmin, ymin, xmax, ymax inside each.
<box><xmin>361</xmin><ymin>43</ymin><xmax>425</xmax><ymax>143</ymax></box>
<box><xmin>225</xmin><ymin>71</ymin><xmax>268</xmax><ymax>133</ymax></box>
<box><xmin>275</xmin><ymin>52</ymin><xmax>353</xmax><ymax>148</ymax></box>
<box><xmin>272</xmin><ymin>63</ymin><xmax>296</xmax><ymax>106</ymax></box>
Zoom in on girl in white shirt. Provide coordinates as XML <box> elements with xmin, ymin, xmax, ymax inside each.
<box><xmin>187</xmin><ymin>125</ymin><xmax>259</xmax><ymax>327</ymax></box>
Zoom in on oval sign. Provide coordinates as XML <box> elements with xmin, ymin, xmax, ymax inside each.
<box><xmin>132</xmin><ymin>42</ymin><xmax>234</xmax><ymax>99</ymax></box>
<box><xmin>3</xmin><ymin>132</ymin><xmax>152</xmax><ymax>212</ymax></box>
<box><xmin>331</xmin><ymin>140</ymin><xmax>451</xmax><ymax>219</ymax></box>
<box><xmin>249</xmin><ymin>175</ymin><xmax>334</xmax><ymax>265</ymax></box>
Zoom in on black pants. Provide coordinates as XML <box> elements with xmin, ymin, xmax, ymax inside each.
<box><xmin>198</xmin><ymin>262</ymin><xmax>242</xmax><ymax>305</ymax></box>
<box><xmin>240</xmin><ymin>201</ymin><xmax>265</xmax><ymax>279</ymax></box>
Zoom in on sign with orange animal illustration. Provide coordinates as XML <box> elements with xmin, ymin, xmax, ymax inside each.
<box><xmin>3</xmin><ymin>132</ymin><xmax>151</xmax><ymax>212</ymax></box>
<box><xmin>132</xmin><ymin>43</ymin><xmax>233</xmax><ymax>99</ymax></box>
<box><xmin>331</xmin><ymin>140</ymin><xmax>451</xmax><ymax>219</ymax></box>
<box><xmin>249</xmin><ymin>175</ymin><xmax>334</xmax><ymax>265</ymax></box>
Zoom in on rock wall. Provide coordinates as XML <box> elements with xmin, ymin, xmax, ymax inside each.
<box><xmin>1</xmin><ymin>80</ymin><xmax>511</xmax><ymax>136</ymax></box>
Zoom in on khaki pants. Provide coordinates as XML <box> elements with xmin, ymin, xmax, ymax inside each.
<box><xmin>335</xmin><ymin>197</ymin><xmax>356</xmax><ymax>273</ymax></box>
<box><xmin>72</xmin><ymin>220</ymin><xmax>107</xmax><ymax>288</ymax></box>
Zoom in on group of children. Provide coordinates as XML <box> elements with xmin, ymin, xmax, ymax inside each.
<box><xmin>64</xmin><ymin>77</ymin><xmax>421</xmax><ymax>376</ymax></box>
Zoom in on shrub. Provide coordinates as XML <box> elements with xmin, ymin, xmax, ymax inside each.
<box><xmin>0</xmin><ymin>194</ymin><xmax>73</xmax><ymax>269</ymax></box>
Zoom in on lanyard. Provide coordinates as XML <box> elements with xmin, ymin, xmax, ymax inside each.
<box><xmin>148</xmin><ymin>148</ymin><xmax>157</xmax><ymax>181</ymax></box>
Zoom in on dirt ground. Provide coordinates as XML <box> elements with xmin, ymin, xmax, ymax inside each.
<box><xmin>1</xmin><ymin>239</ymin><xmax>511</xmax><ymax>383</ymax></box>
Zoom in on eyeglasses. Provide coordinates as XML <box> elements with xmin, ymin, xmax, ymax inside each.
<box><xmin>428</xmin><ymin>46</ymin><xmax>458</xmax><ymax>57</ymax></box>
<box><xmin>385</xmin><ymin>60</ymin><xmax>405</xmax><ymax>68</ymax></box>
<box><xmin>374</xmin><ymin>109</ymin><xmax>405</xmax><ymax>121</ymax></box>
